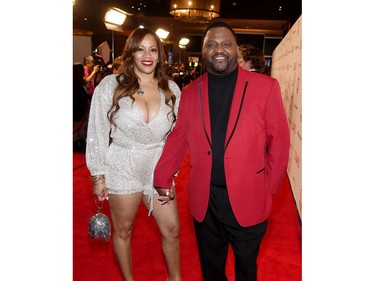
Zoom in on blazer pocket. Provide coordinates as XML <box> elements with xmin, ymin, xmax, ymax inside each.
<box><xmin>256</xmin><ymin>167</ymin><xmax>265</xmax><ymax>174</ymax></box>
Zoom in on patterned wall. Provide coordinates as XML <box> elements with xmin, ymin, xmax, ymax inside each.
<box><xmin>271</xmin><ymin>15</ymin><xmax>302</xmax><ymax>218</ymax></box>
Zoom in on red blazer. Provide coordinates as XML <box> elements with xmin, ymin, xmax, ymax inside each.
<box><xmin>154</xmin><ymin>67</ymin><xmax>290</xmax><ymax>227</ymax></box>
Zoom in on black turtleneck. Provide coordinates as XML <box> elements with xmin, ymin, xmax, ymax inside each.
<box><xmin>208</xmin><ymin>67</ymin><xmax>238</xmax><ymax>186</ymax></box>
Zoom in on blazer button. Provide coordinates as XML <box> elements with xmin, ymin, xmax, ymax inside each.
<box><xmin>208</xmin><ymin>151</ymin><xmax>211</xmax><ymax>155</ymax></box>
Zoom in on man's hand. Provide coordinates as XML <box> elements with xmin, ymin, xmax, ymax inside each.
<box><xmin>155</xmin><ymin>186</ymin><xmax>175</xmax><ymax>205</ymax></box>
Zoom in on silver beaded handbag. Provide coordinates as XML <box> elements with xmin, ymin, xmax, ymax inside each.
<box><xmin>88</xmin><ymin>198</ymin><xmax>111</xmax><ymax>241</ymax></box>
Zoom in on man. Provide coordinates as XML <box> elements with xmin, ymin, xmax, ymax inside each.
<box><xmin>154</xmin><ymin>21</ymin><xmax>290</xmax><ymax>281</ymax></box>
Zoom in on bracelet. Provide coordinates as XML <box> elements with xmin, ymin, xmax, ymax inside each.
<box><xmin>90</xmin><ymin>175</ymin><xmax>105</xmax><ymax>182</ymax></box>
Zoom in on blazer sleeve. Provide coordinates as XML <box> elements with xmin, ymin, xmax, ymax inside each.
<box><xmin>265</xmin><ymin>79</ymin><xmax>290</xmax><ymax>194</ymax></box>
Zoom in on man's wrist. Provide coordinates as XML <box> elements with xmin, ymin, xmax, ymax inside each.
<box><xmin>155</xmin><ymin>187</ymin><xmax>170</xmax><ymax>196</ymax></box>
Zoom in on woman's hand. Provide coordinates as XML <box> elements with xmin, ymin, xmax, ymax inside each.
<box><xmin>92</xmin><ymin>180</ymin><xmax>109</xmax><ymax>201</ymax></box>
<box><xmin>155</xmin><ymin>185</ymin><xmax>175</xmax><ymax>205</ymax></box>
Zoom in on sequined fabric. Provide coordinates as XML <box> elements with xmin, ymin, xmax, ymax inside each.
<box><xmin>86</xmin><ymin>74</ymin><xmax>181</xmax><ymax>214</ymax></box>
<box><xmin>88</xmin><ymin>213</ymin><xmax>111</xmax><ymax>241</ymax></box>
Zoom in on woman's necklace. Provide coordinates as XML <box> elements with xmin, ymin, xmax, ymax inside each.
<box><xmin>137</xmin><ymin>88</ymin><xmax>144</xmax><ymax>96</ymax></box>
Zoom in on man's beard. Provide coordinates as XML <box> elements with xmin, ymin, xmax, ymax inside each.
<box><xmin>205</xmin><ymin>55</ymin><xmax>237</xmax><ymax>75</ymax></box>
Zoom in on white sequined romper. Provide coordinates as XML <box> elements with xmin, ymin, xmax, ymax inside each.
<box><xmin>86</xmin><ymin>74</ymin><xmax>181</xmax><ymax>214</ymax></box>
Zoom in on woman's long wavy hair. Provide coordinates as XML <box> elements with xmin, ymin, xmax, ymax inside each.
<box><xmin>107</xmin><ymin>27</ymin><xmax>176</xmax><ymax>126</ymax></box>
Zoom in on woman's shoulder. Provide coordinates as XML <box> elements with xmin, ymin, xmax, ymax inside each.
<box><xmin>95</xmin><ymin>74</ymin><xmax>119</xmax><ymax>92</ymax></box>
<box><xmin>99</xmin><ymin>74</ymin><xmax>119</xmax><ymax>87</ymax></box>
<box><xmin>168</xmin><ymin>79</ymin><xmax>181</xmax><ymax>95</ymax></box>
<box><xmin>92</xmin><ymin>74</ymin><xmax>118</xmax><ymax>102</ymax></box>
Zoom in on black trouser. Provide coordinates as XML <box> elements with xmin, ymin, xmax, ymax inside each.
<box><xmin>194</xmin><ymin>184</ymin><xmax>268</xmax><ymax>281</ymax></box>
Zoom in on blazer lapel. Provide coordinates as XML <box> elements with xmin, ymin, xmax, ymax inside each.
<box><xmin>198</xmin><ymin>76</ymin><xmax>212</xmax><ymax>148</ymax></box>
<box><xmin>225</xmin><ymin>69</ymin><xmax>248</xmax><ymax>149</ymax></box>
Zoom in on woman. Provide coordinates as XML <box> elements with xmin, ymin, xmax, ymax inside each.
<box><xmin>86</xmin><ymin>27</ymin><xmax>181</xmax><ymax>281</ymax></box>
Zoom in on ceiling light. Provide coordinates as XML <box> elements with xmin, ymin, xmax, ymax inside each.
<box><xmin>179</xmin><ymin>38</ymin><xmax>190</xmax><ymax>46</ymax></box>
<box><xmin>155</xmin><ymin>28</ymin><xmax>170</xmax><ymax>39</ymax></box>
<box><xmin>170</xmin><ymin>0</ymin><xmax>221</xmax><ymax>24</ymax></box>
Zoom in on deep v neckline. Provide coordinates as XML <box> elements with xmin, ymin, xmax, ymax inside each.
<box><xmin>134</xmin><ymin>92</ymin><xmax>163</xmax><ymax>125</ymax></box>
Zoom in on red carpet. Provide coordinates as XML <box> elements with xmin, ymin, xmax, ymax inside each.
<box><xmin>73</xmin><ymin>151</ymin><xmax>301</xmax><ymax>280</ymax></box>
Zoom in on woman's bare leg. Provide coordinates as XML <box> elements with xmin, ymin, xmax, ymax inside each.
<box><xmin>147</xmin><ymin>194</ymin><xmax>181</xmax><ymax>281</ymax></box>
<box><xmin>109</xmin><ymin>193</ymin><xmax>143</xmax><ymax>281</ymax></box>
